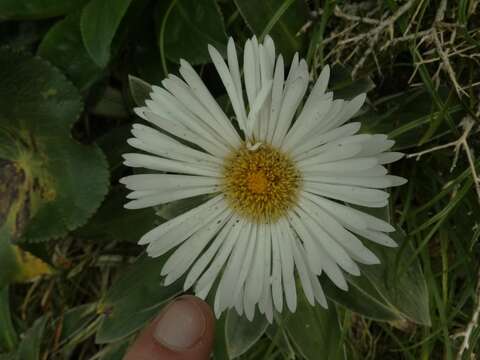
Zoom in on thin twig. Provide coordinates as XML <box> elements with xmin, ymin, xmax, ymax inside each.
<box><xmin>455</xmin><ymin>266</ymin><xmax>480</xmax><ymax>359</ymax></box>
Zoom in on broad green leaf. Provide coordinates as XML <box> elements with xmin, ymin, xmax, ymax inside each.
<box><xmin>37</xmin><ymin>12</ymin><xmax>103</xmax><ymax>91</ymax></box>
<box><xmin>233</xmin><ymin>0</ymin><xmax>308</xmax><ymax>60</ymax></box>
<box><xmin>225</xmin><ymin>310</ymin><xmax>269</xmax><ymax>358</ymax></box>
<box><xmin>0</xmin><ymin>229</ymin><xmax>19</xmax><ymax>289</ymax></box>
<box><xmin>11</xmin><ymin>245</ymin><xmax>53</xmax><ymax>282</ymax></box>
<box><xmin>0</xmin><ymin>0</ymin><xmax>87</xmax><ymax>20</ymax></box>
<box><xmin>96</xmin><ymin>254</ymin><xmax>183</xmax><ymax>344</ymax></box>
<box><xmin>213</xmin><ymin>314</ymin><xmax>229</xmax><ymax>360</ymax></box>
<box><xmin>283</xmin><ymin>295</ymin><xmax>344</xmax><ymax>360</ymax></box>
<box><xmin>359</xmin><ymin>230</ymin><xmax>431</xmax><ymax>326</ymax></box>
<box><xmin>324</xmin><ymin>274</ymin><xmax>400</xmax><ymax>322</ymax></box>
<box><xmin>128</xmin><ymin>75</ymin><xmax>152</xmax><ymax>107</ymax></box>
<box><xmin>91</xmin><ymin>87</ymin><xmax>128</xmax><ymax>119</ymax></box>
<box><xmin>330</xmin><ymin>64</ymin><xmax>375</xmax><ymax>100</ymax></box>
<box><xmin>326</xmin><ymin>207</ymin><xmax>431</xmax><ymax>326</ymax></box>
<box><xmin>97</xmin><ymin>126</ymin><xmax>132</xmax><ymax>177</ymax></box>
<box><xmin>54</xmin><ymin>304</ymin><xmax>97</xmax><ymax>358</ymax></box>
<box><xmin>159</xmin><ymin>0</ymin><xmax>228</xmax><ymax>65</ymax></box>
<box><xmin>80</xmin><ymin>0</ymin><xmax>133</xmax><ymax>67</ymax></box>
<box><xmin>17</xmin><ymin>316</ymin><xmax>48</xmax><ymax>360</ymax></box>
<box><xmin>78</xmin><ymin>187</ymin><xmax>158</xmax><ymax>243</ymax></box>
<box><xmin>0</xmin><ymin>287</ymin><xmax>18</xmax><ymax>352</ymax></box>
<box><xmin>97</xmin><ymin>341</ymin><xmax>130</xmax><ymax>360</ymax></box>
<box><xmin>0</xmin><ymin>49</ymin><xmax>109</xmax><ymax>242</ymax></box>
<box><xmin>266</xmin><ymin>324</ymin><xmax>295</xmax><ymax>359</ymax></box>
<box><xmin>0</xmin><ymin>231</ymin><xmax>51</xmax><ymax>287</ymax></box>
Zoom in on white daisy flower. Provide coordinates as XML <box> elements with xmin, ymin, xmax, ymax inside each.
<box><xmin>121</xmin><ymin>35</ymin><xmax>406</xmax><ymax>322</ymax></box>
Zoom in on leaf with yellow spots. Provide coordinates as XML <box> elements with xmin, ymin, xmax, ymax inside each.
<box><xmin>12</xmin><ymin>246</ymin><xmax>53</xmax><ymax>282</ymax></box>
<box><xmin>0</xmin><ymin>49</ymin><xmax>109</xmax><ymax>243</ymax></box>
<box><xmin>0</xmin><ymin>227</ymin><xmax>53</xmax><ymax>288</ymax></box>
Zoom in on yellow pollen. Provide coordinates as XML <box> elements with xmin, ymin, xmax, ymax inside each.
<box><xmin>246</xmin><ymin>171</ymin><xmax>268</xmax><ymax>194</ymax></box>
<box><xmin>222</xmin><ymin>144</ymin><xmax>301</xmax><ymax>223</ymax></box>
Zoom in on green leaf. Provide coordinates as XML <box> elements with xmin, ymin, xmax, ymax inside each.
<box><xmin>213</xmin><ymin>314</ymin><xmax>230</xmax><ymax>360</ymax></box>
<box><xmin>37</xmin><ymin>12</ymin><xmax>103</xmax><ymax>91</ymax></box>
<box><xmin>330</xmin><ymin>64</ymin><xmax>375</xmax><ymax>100</ymax></box>
<box><xmin>233</xmin><ymin>0</ymin><xmax>308</xmax><ymax>60</ymax></box>
<box><xmin>0</xmin><ymin>287</ymin><xmax>18</xmax><ymax>352</ymax></box>
<box><xmin>324</xmin><ymin>274</ymin><xmax>401</xmax><ymax>322</ymax></box>
<box><xmin>283</xmin><ymin>295</ymin><xmax>344</xmax><ymax>360</ymax></box>
<box><xmin>91</xmin><ymin>87</ymin><xmax>128</xmax><ymax>119</ymax></box>
<box><xmin>360</xmin><ymin>230</ymin><xmax>431</xmax><ymax>326</ymax></box>
<box><xmin>266</xmin><ymin>324</ymin><xmax>295</xmax><ymax>359</ymax></box>
<box><xmin>97</xmin><ymin>341</ymin><xmax>130</xmax><ymax>360</ymax></box>
<box><xmin>0</xmin><ymin>0</ymin><xmax>87</xmax><ymax>20</ymax></box>
<box><xmin>17</xmin><ymin>316</ymin><xmax>48</xmax><ymax>360</ymax></box>
<box><xmin>359</xmin><ymin>87</ymin><xmax>462</xmax><ymax>150</ymax></box>
<box><xmin>225</xmin><ymin>310</ymin><xmax>269</xmax><ymax>358</ymax></box>
<box><xmin>0</xmin><ymin>229</ymin><xmax>19</xmax><ymax>289</ymax></box>
<box><xmin>128</xmin><ymin>75</ymin><xmax>152</xmax><ymax>107</ymax></box>
<box><xmin>0</xmin><ymin>49</ymin><xmax>109</xmax><ymax>242</ymax></box>
<box><xmin>159</xmin><ymin>0</ymin><xmax>228</xmax><ymax>65</ymax></box>
<box><xmin>96</xmin><ymin>254</ymin><xmax>183</xmax><ymax>344</ymax></box>
<box><xmin>78</xmin><ymin>187</ymin><xmax>159</xmax><ymax>243</ymax></box>
<box><xmin>55</xmin><ymin>304</ymin><xmax>97</xmax><ymax>358</ymax></box>
<box><xmin>326</xmin><ymin>207</ymin><xmax>431</xmax><ymax>326</ymax></box>
<box><xmin>80</xmin><ymin>0</ymin><xmax>133</xmax><ymax>67</ymax></box>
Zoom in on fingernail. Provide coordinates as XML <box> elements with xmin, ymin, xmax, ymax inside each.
<box><xmin>153</xmin><ymin>298</ymin><xmax>206</xmax><ymax>351</ymax></box>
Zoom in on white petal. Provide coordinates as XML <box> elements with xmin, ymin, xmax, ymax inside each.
<box><xmin>243</xmin><ymin>39</ymin><xmax>259</xmax><ymax>114</ymax></box>
<box><xmin>281</xmin><ymin>96</ymin><xmax>333</xmax><ymax>152</ymax></box>
<box><xmin>267</xmin><ymin>55</ymin><xmax>285</xmax><ymax>143</ymax></box>
<box><xmin>300</xmin><ymin>192</ymin><xmax>367</xmax><ymax>230</ymax></box>
<box><xmin>129</xmin><ymin>123</ymin><xmax>222</xmax><ymax>165</ymax></box>
<box><xmin>179</xmin><ymin>59</ymin><xmax>241</xmax><ymax>147</ymax></box>
<box><xmin>304</xmin><ymin>174</ymin><xmax>404</xmax><ymax>189</ymax></box>
<box><xmin>277</xmin><ymin>218</ymin><xmax>297</xmax><ymax>312</ymax></box>
<box><xmin>304</xmin><ymin>182</ymin><xmax>389</xmax><ymax>207</ymax></box>
<box><xmin>148</xmin><ymin>88</ymin><xmax>229</xmax><ymax>154</ymax></box>
<box><xmin>243</xmin><ymin>223</ymin><xmax>266</xmax><ymax>316</ymax></box>
<box><xmin>308</xmin><ymin>270</ymin><xmax>328</xmax><ymax>308</ymax></box>
<box><xmin>139</xmin><ymin>195</ymin><xmax>223</xmax><ymax>245</ymax></box>
<box><xmin>120</xmin><ymin>174</ymin><xmax>219</xmax><ymax>191</ymax></box>
<box><xmin>291</xmin><ymin>208</ymin><xmax>361</xmax><ymax>276</ymax></box>
<box><xmin>271</xmin><ymin>64</ymin><xmax>308</xmax><ymax>147</ymax></box>
<box><xmin>298</xmin><ymin>195</ymin><xmax>380</xmax><ymax>265</ymax></box>
<box><xmin>123</xmin><ymin>153</ymin><xmax>220</xmax><ymax>177</ymax></box>
<box><xmin>300</xmin><ymin>157</ymin><xmax>379</xmax><ymax>174</ymax></box>
<box><xmin>160</xmin><ymin>77</ymin><xmax>233</xmax><ymax>151</ymax></box>
<box><xmin>196</xmin><ymin>217</ymin><xmax>246</xmax><ymax>301</ymax></box>
<box><xmin>184</xmin><ymin>215</ymin><xmax>238</xmax><ymax>290</ymax></box>
<box><xmin>124</xmin><ymin>186</ymin><xmax>220</xmax><ymax>209</ymax></box>
<box><xmin>346</xmin><ymin>226</ymin><xmax>398</xmax><ymax>247</ymax></box>
<box><xmin>292</xmin><ymin>122</ymin><xmax>362</xmax><ymax>160</ymax></box>
<box><xmin>377</xmin><ymin>152</ymin><xmax>405</xmax><ymax>164</ymax></box>
<box><xmin>297</xmin><ymin>143</ymin><xmax>362</xmax><ymax>167</ymax></box>
<box><xmin>215</xmin><ymin>222</ymin><xmax>254</xmax><ymax>312</ymax></box>
<box><xmin>141</xmin><ymin>110</ymin><xmax>224</xmax><ymax>157</ymax></box>
<box><xmin>146</xmin><ymin>198</ymin><xmax>228</xmax><ymax>257</ymax></box>
<box><xmin>246</xmin><ymin>79</ymin><xmax>273</xmax><ymax>138</ymax></box>
<box><xmin>324</xmin><ymin>93</ymin><xmax>366</xmax><ymax>131</ymax></box>
<box><xmin>290</xmin><ymin>236</ymin><xmax>315</xmax><ymax>305</ymax></box>
<box><xmin>271</xmin><ymin>230</ymin><xmax>283</xmax><ymax>312</ymax></box>
<box><xmin>209</xmin><ymin>44</ymin><xmax>248</xmax><ymax>133</ymax></box>
<box><xmin>162</xmin><ymin>211</ymin><xmax>231</xmax><ymax>285</ymax></box>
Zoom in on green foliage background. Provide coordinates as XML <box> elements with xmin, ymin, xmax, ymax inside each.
<box><xmin>0</xmin><ymin>0</ymin><xmax>479</xmax><ymax>359</ymax></box>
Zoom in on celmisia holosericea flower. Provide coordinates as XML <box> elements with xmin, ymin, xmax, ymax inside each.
<box><xmin>121</xmin><ymin>35</ymin><xmax>406</xmax><ymax>322</ymax></box>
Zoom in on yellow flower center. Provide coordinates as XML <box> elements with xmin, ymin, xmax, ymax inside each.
<box><xmin>222</xmin><ymin>144</ymin><xmax>301</xmax><ymax>223</ymax></box>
